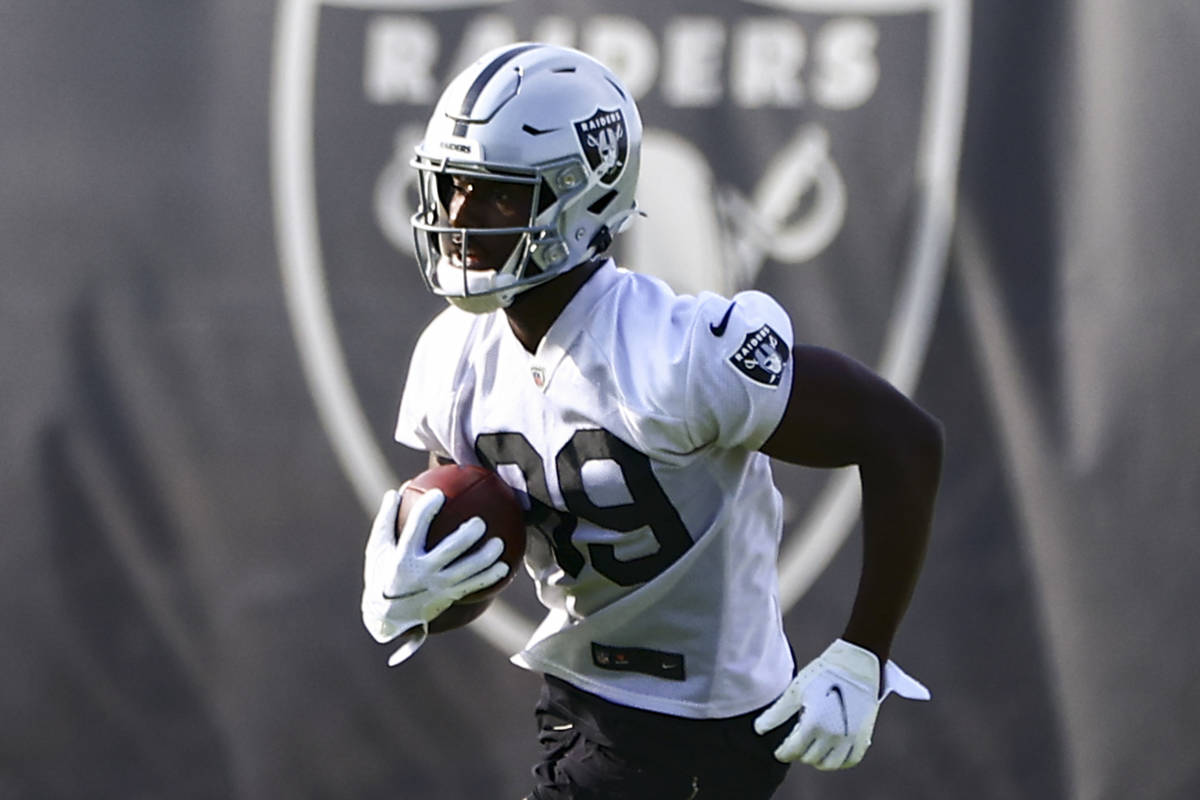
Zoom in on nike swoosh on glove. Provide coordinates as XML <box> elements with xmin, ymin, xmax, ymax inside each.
<box><xmin>753</xmin><ymin>639</ymin><xmax>930</xmax><ymax>770</ymax></box>
<box><xmin>361</xmin><ymin>486</ymin><xmax>510</xmax><ymax>666</ymax></box>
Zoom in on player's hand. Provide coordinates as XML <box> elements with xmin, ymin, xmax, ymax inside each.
<box><xmin>360</xmin><ymin>486</ymin><xmax>510</xmax><ymax>666</ymax></box>
<box><xmin>753</xmin><ymin>639</ymin><xmax>930</xmax><ymax>770</ymax></box>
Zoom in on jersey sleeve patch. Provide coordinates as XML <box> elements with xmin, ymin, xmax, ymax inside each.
<box><xmin>726</xmin><ymin>323</ymin><xmax>791</xmax><ymax>388</ymax></box>
<box><xmin>683</xmin><ymin>290</ymin><xmax>794</xmax><ymax>451</ymax></box>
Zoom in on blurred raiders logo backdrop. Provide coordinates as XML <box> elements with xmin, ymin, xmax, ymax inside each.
<box><xmin>271</xmin><ymin>0</ymin><xmax>969</xmax><ymax>654</ymax></box>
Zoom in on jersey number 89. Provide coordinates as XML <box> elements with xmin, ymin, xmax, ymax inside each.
<box><xmin>475</xmin><ymin>429</ymin><xmax>692</xmax><ymax>586</ymax></box>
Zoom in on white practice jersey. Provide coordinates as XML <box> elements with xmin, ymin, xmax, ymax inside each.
<box><xmin>396</xmin><ymin>260</ymin><xmax>796</xmax><ymax>719</ymax></box>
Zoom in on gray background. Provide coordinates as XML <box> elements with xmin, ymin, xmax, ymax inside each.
<box><xmin>2</xmin><ymin>1</ymin><xmax>1197</xmax><ymax>798</ymax></box>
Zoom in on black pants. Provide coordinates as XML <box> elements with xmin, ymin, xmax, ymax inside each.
<box><xmin>528</xmin><ymin>675</ymin><xmax>793</xmax><ymax>800</ymax></box>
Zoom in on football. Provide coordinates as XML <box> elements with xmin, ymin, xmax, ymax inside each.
<box><xmin>396</xmin><ymin>463</ymin><xmax>526</xmax><ymax>632</ymax></box>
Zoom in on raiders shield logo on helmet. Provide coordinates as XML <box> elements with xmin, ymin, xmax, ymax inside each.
<box><xmin>573</xmin><ymin>108</ymin><xmax>628</xmax><ymax>185</ymax></box>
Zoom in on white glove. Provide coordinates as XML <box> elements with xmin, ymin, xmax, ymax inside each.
<box><xmin>753</xmin><ymin>639</ymin><xmax>930</xmax><ymax>770</ymax></box>
<box><xmin>361</xmin><ymin>487</ymin><xmax>510</xmax><ymax>666</ymax></box>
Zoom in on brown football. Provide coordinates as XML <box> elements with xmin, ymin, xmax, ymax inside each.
<box><xmin>396</xmin><ymin>463</ymin><xmax>525</xmax><ymax>632</ymax></box>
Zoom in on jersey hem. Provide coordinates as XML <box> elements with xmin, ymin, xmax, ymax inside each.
<box><xmin>510</xmin><ymin>651</ymin><xmax>790</xmax><ymax>721</ymax></box>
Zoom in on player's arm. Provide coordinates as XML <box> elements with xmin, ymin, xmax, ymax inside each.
<box><xmin>754</xmin><ymin>345</ymin><xmax>942</xmax><ymax>768</ymax></box>
<box><xmin>760</xmin><ymin>344</ymin><xmax>942</xmax><ymax>662</ymax></box>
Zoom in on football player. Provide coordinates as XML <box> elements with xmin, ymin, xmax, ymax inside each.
<box><xmin>361</xmin><ymin>43</ymin><xmax>943</xmax><ymax>799</ymax></box>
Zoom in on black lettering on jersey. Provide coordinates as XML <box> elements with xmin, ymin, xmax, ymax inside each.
<box><xmin>475</xmin><ymin>432</ymin><xmax>585</xmax><ymax>577</ymax></box>
<box><xmin>557</xmin><ymin>429</ymin><xmax>692</xmax><ymax>586</ymax></box>
<box><xmin>475</xmin><ymin>428</ymin><xmax>692</xmax><ymax>586</ymax></box>
<box><xmin>729</xmin><ymin>323</ymin><xmax>790</xmax><ymax>387</ymax></box>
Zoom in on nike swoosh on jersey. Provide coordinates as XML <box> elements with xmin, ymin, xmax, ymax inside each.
<box><xmin>709</xmin><ymin>301</ymin><xmax>736</xmax><ymax>336</ymax></box>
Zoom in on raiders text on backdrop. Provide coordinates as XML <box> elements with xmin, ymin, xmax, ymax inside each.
<box><xmin>364</xmin><ymin>14</ymin><xmax>881</xmax><ymax>110</ymax></box>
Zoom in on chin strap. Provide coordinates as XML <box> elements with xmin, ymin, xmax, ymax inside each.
<box><xmin>434</xmin><ymin>257</ymin><xmax>516</xmax><ymax>313</ymax></box>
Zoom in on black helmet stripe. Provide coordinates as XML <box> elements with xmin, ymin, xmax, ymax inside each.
<box><xmin>452</xmin><ymin>43</ymin><xmax>543</xmax><ymax>136</ymax></box>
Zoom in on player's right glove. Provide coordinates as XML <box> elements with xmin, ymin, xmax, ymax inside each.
<box><xmin>753</xmin><ymin>638</ymin><xmax>930</xmax><ymax>770</ymax></box>
<box><xmin>360</xmin><ymin>487</ymin><xmax>509</xmax><ymax>666</ymax></box>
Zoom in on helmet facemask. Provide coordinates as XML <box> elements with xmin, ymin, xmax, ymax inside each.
<box><xmin>410</xmin><ymin>158</ymin><xmax>586</xmax><ymax>313</ymax></box>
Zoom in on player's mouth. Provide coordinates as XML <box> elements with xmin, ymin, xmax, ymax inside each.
<box><xmin>445</xmin><ymin>237</ymin><xmax>486</xmax><ymax>270</ymax></box>
<box><xmin>448</xmin><ymin>249</ymin><xmax>482</xmax><ymax>270</ymax></box>
<box><xmin>447</xmin><ymin>236</ymin><xmax>515</xmax><ymax>272</ymax></box>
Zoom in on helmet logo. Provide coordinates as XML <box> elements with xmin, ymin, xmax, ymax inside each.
<box><xmin>574</xmin><ymin>108</ymin><xmax>628</xmax><ymax>185</ymax></box>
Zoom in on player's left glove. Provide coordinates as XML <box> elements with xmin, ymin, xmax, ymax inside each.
<box><xmin>753</xmin><ymin>638</ymin><xmax>930</xmax><ymax>770</ymax></box>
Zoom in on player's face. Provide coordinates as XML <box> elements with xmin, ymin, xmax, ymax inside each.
<box><xmin>444</xmin><ymin>176</ymin><xmax>535</xmax><ymax>271</ymax></box>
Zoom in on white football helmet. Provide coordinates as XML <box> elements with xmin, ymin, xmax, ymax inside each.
<box><xmin>411</xmin><ymin>43</ymin><xmax>642</xmax><ymax>313</ymax></box>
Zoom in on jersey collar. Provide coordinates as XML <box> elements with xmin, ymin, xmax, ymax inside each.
<box><xmin>523</xmin><ymin>258</ymin><xmax>620</xmax><ymax>391</ymax></box>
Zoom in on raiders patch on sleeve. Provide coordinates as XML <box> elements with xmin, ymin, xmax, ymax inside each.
<box><xmin>727</xmin><ymin>324</ymin><xmax>790</xmax><ymax>387</ymax></box>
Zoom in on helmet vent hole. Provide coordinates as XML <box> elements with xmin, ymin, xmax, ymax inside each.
<box><xmin>538</xmin><ymin>179</ymin><xmax>558</xmax><ymax>214</ymax></box>
<box><xmin>552</xmin><ymin>67</ymin><xmax>576</xmax><ymax>73</ymax></box>
<box><xmin>587</xmin><ymin>189</ymin><xmax>618</xmax><ymax>215</ymax></box>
